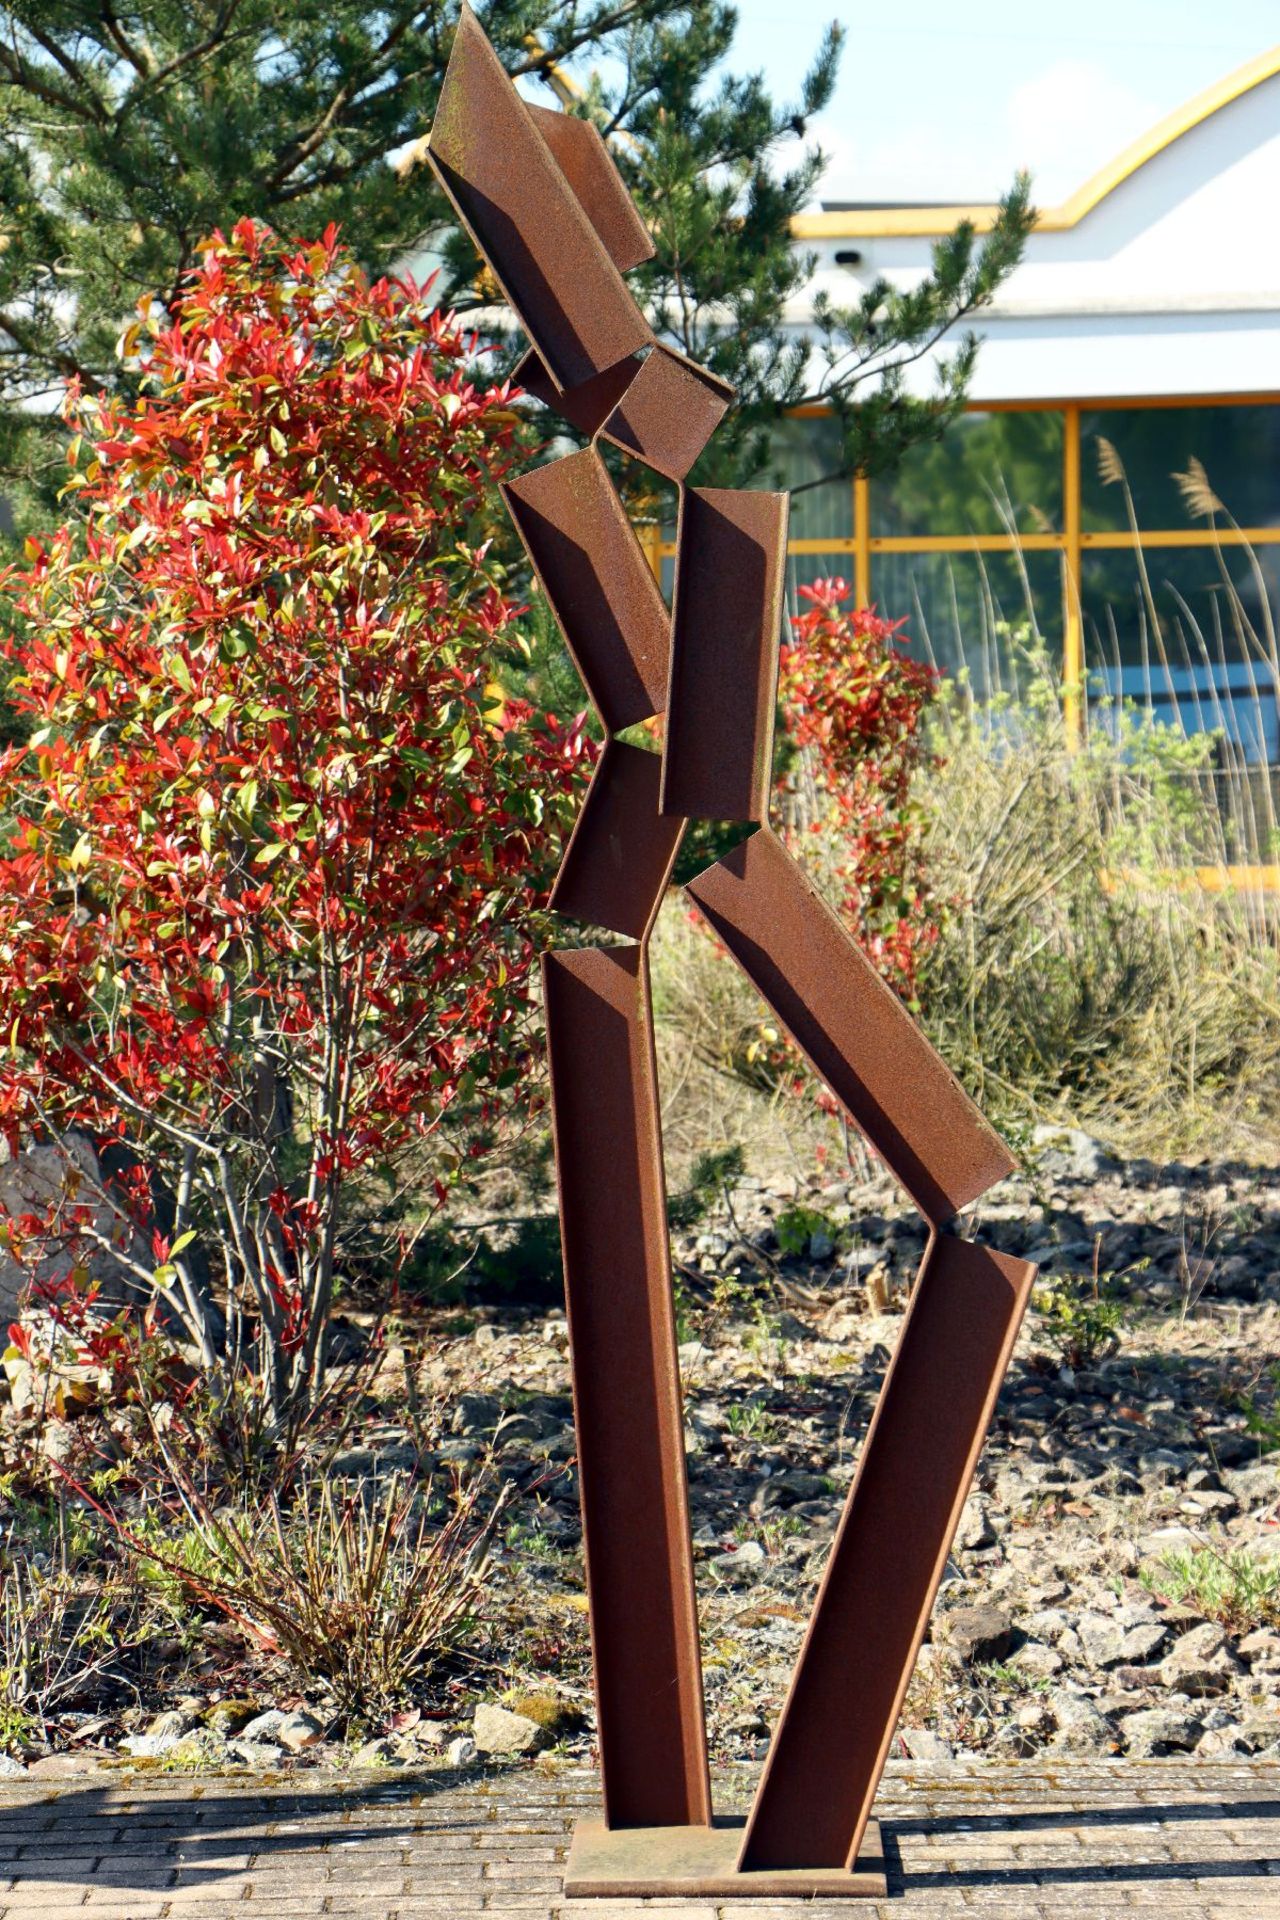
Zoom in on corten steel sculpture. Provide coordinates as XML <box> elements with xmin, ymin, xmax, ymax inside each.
<box><xmin>427</xmin><ymin>13</ymin><xmax>1037</xmax><ymax>1897</ymax></box>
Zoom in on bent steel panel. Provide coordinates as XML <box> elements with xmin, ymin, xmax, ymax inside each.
<box><xmin>739</xmin><ymin>1233</ymin><xmax>1036</xmax><ymax>1871</ymax></box>
<box><xmin>503</xmin><ymin>447</ymin><xmax>671</xmax><ymax>731</ymax></box>
<box><xmin>516</xmin><ymin>346</ymin><xmax>645</xmax><ymax>439</ymax></box>
<box><xmin>427</xmin><ymin>6</ymin><xmax>651</xmax><ymax>391</ymax></box>
<box><xmin>685</xmin><ymin>828</ymin><xmax>1014</xmax><ymax>1222</ymax></box>
<box><xmin>601</xmin><ymin>344</ymin><xmax>735</xmax><ymax>483</ymax></box>
<box><xmin>550</xmin><ymin>741</ymin><xmax>685</xmax><ymax>942</ymax></box>
<box><xmin>526</xmin><ymin>103</ymin><xmax>655</xmax><ymax>273</ymax></box>
<box><xmin>661</xmin><ymin>489</ymin><xmax>788</xmax><ymax>824</ymax></box>
<box><xmin>542</xmin><ymin>948</ymin><xmax>712</xmax><ymax>1829</ymax></box>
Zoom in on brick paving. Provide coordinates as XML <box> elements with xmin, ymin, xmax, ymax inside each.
<box><xmin>0</xmin><ymin>1758</ymin><xmax>1274</xmax><ymax>1919</ymax></box>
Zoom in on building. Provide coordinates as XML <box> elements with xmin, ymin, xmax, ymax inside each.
<box><xmin>657</xmin><ymin>45</ymin><xmax>1280</xmax><ymax>769</ymax></box>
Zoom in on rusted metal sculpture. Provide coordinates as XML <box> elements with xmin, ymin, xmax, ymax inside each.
<box><xmin>427</xmin><ymin>13</ymin><xmax>1036</xmax><ymax>1896</ymax></box>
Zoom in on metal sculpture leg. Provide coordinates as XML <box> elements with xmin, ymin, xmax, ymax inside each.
<box><xmin>543</xmin><ymin>947</ymin><xmax>711</xmax><ymax>1828</ymax></box>
<box><xmin>428</xmin><ymin>10</ymin><xmax>1031</xmax><ymax>1896</ymax></box>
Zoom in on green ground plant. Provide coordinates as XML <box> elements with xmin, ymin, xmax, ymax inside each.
<box><xmin>917</xmin><ymin>650</ymin><xmax>1280</xmax><ymax>1151</ymax></box>
<box><xmin>1139</xmin><ymin>1544</ymin><xmax>1280</xmax><ymax>1635</ymax></box>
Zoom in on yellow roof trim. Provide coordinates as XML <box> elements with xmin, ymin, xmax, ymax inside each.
<box><xmin>793</xmin><ymin>41</ymin><xmax>1280</xmax><ymax>241</ymax></box>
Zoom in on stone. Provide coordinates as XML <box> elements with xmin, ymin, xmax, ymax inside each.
<box><xmin>1049</xmin><ymin>1690</ymin><xmax>1114</xmax><ymax>1754</ymax></box>
<box><xmin>453</xmin><ymin>1392</ymin><xmax>501</xmax><ymax>1436</ymax></box>
<box><xmin>0</xmin><ymin>1133</ymin><xmax>142</xmax><ymax>1320</ymax></box>
<box><xmin>352</xmin><ymin>1738</ymin><xmax>397</xmax><ymax>1768</ymax></box>
<box><xmin>239</xmin><ymin>1708</ymin><xmax>290</xmax><ymax>1744</ymax></box>
<box><xmin>1121</xmin><ymin>1707</ymin><xmax>1201</xmax><ymax>1756</ymax></box>
<box><xmin>0</xmin><ymin>1754</ymin><xmax>23</xmax><ymax>1775</ymax></box>
<box><xmin>473</xmin><ymin>1702</ymin><xmax>544</xmax><ymax>1755</ymax></box>
<box><xmin>1238</xmin><ymin>1627</ymin><xmax>1280</xmax><ymax>1670</ymax></box>
<box><xmin>1223</xmin><ymin>1465</ymin><xmax>1279</xmax><ymax>1510</ymax></box>
<box><xmin>956</xmin><ymin>1497</ymin><xmax>996</xmax><ymax>1551</ymax></box>
<box><xmin>229</xmin><ymin>1740</ymin><xmax>283</xmax><ymax>1764</ymax></box>
<box><xmin>119</xmin><ymin>1729</ymin><xmax>183</xmax><ymax>1759</ymax></box>
<box><xmin>446</xmin><ymin>1735</ymin><xmax>477</xmax><ymax>1767</ymax></box>
<box><xmin>710</xmin><ymin>1540</ymin><xmax>766</xmax><ymax>1585</ymax></box>
<box><xmin>1159</xmin><ymin>1621</ymin><xmax>1242</xmax><ymax>1697</ymax></box>
<box><xmin>1010</xmin><ymin>1641</ymin><xmax>1064</xmax><ymax>1681</ymax></box>
<box><xmin>900</xmin><ymin>1728</ymin><xmax>954</xmax><ymax>1761</ymax></box>
<box><xmin>938</xmin><ymin>1603</ymin><xmax>1015</xmax><ymax>1664</ymax></box>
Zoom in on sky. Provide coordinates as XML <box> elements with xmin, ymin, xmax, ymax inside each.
<box><xmin>717</xmin><ymin>1</ymin><xmax>1280</xmax><ymax>208</ymax></box>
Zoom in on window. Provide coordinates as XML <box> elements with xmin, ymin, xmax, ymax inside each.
<box><xmin>872</xmin><ymin>409</ymin><xmax>1062</xmax><ymax>539</ymax></box>
<box><xmin>648</xmin><ymin>396</ymin><xmax>1280</xmax><ymax>766</ymax></box>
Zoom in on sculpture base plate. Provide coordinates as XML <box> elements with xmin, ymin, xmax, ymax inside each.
<box><xmin>564</xmin><ymin>1815</ymin><xmax>887</xmax><ymax>1898</ymax></box>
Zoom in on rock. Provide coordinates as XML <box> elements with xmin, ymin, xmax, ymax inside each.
<box><xmin>119</xmin><ymin>1730</ymin><xmax>182</xmax><ymax>1759</ymax></box>
<box><xmin>1238</xmin><ymin>1628</ymin><xmax>1280</xmax><ymax>1671</ymax></box>
<box><xmin>1223</xmin><ymin>1465</ymin><xmax>1279</xmax><ymax>1511</ymax></box>
<box><xmin>27</xmin><ymin>1753</ymin><xmax>103</xmax><ymax>1776</ymax></box>
<box><xmin>0</xmin><ymin>1133</ymin><xmax>142</xmax><ymax>1320</ymax></box>
<box><xmin>1078</xmin><ymin>1614</ymin><xmax>1168</xmax><ymax>1668</ymax></box>
<box><xmin>956</xmin><ymin>1498</ymin><xmax>996</xmax><ymax>1551</ymax></box>
<box><xmin>473</xmin><ymin>1702</ymin><xmax>544</xmax><ymax>1755</ymax></box>
<box><xmin>500</xmin><ymin>1690</ymin><xmax>580</xmax><ymax>1736</ymax></box>
<box><xmin>900</xmin><ymin>1728</ymin><xmax>954</xmax><ymax>1762</ymax></box>
<box><xmin>710</xmin><ymin>1541</ymin><xmax>766</xmax><ymax>1585</ymax></box>
<box><xmin>229</xmin><ymin>1740</ymin><xmax>283</xmax><ymax>1765</ymax></box>
<box><xmin>453</xmin><ymin>1393</ymin><xmax>501</xmax><ymax>1436</ymax></box>
<box><xmin>1121</xmin><ymin>1707</ymin><xmax>1201</xmax><ymax>1756</ymax></box>
<box><xmin>0</xmin><ymin>1755</ymin><xmax>24</xmax><ymax>1776</ymax></box>
<box><xmin>1010</xmin><ymin>1641</ymin><xmax>1064</xmax><ymax>1681</ymax></box>
<box><xmin>352</xmin><ymin>1738</ymin><xmax>397</xmax><ymax>1768</ymax></box>
<box><xmin>203</xmin><ymin>1698</ymin><xmax>259</xmax><ymax>1735</ymax></box>
<box><xmin>446</xmin><ymin>1735</ymin><xmax>477</xmax><ymax>1767</ymax></box>
<box><xmin>1049</xmin><ymin>1690</ymin><xmax>1114</xmax><ymax>1754</ymax></box>
<box><xmin>938</xmin><ymin>1603</ymin><xmax>1015</xmax><ymax>1665</ymax></box>
<box><xmin>239</xmin><ymin>1709</ymin><xmax>290</xmax><ymax>1745</ymax></box>
<box><xmin>1159</xmin><ymin>1622</ymin><xmax>1242</xmax><ymax>1697</ymax></box>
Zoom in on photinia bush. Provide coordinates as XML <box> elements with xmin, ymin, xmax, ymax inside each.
<box><xmin>0</xmin><ymin>220</ymin><xmax>589</xmax><ymax>1424</ymax></box>
<box><xmin>777</xmin><ymin>578</ymin><xmax>940</xmax><ymax>1003</ymax></box>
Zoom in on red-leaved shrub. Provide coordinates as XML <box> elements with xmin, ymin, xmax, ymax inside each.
<box><xmin>0</xmin><ymin>220</ymin><xmax>588</xmax><ymax>1421</ymax></box>
<box><xmin>777</xmin><ymin>578</ymin><xmax>940</xmax><ymax>1002</ymax></box>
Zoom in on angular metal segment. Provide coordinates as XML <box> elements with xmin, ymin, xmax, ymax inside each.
<box><xmin>525</xmin><ymin>103</ymin><xmax>655</xmax><ymax>273</ymax></box>
<box><xmin>685</xmin><ymin>829</ymin><xmax>1015</xmax><ymax>1221</ymax></box>
<box><xmin>601</xmin><ymin>344</ymin><xmax>735</xmax><ymax>483</ymax></box>
<box><xmin>738</xmin><ymin>1233</ymin><xmax>1036</xmax><ymax>1871</ymax></box>
<box><xmin>550</xmin><ymin>741</ymin><xmax>685</xmax><ymax>942</ymax></box>
<box><xmin>515</xmin><ymin>346</ymin><xmax>644</xmax><ymax>440</ymax></box>
<box><xmin>427</xmin><ymin>5</ymin><xmax>652</xmax><ymax>392</ymax></box>
<box><xmin>503</xmin><ymin>447</ymin><xmax>671</xmax><ymax>731</ymax></box>
<box><xmin>661</xmin><ymin>489</ymin><xmax>788</xmax><ymax>824</ymax></box>
<box><xmin>542</xmin><ymin>947</ymin><xmax>712</xmax><ymax>1830</ymax></box>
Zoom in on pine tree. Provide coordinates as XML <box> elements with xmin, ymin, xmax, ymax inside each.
<box><xmin>0</xmin><ymin>0</ymin><xmax>689</xmax><ymax>519</ymax></box>
<box><xmin>0</xmin><ymin>2</ymin><xmax>1031</xmax><ymax>527</ymax></box>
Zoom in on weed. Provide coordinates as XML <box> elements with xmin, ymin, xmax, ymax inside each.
<box><xmin>1033</xmin><ymin>1237</ymin><xmax>1127</xmax><ymax>1369</ymax></box>
<box><xmin>725</xmin><ymin>1400</ymin><xmax>781</xmax><ymax>1444</ymax></box>
<box><xmin>74</xmin><ymin>1456</ymin><xmax>508</xmax><ymax>1726</ymax></box>
<box><xmin>0</xmin><ymin>1559</ymin><xmax>143</xmax><ymax>1749</ymax></box>
<box><xmin>774</xmin><ymin>1204</ymin><xmax>838</xmax><ymax>1259</ymax></box>
<box><xmin>1139</xmin><ymin>1544</ymin><xmax>1280</xmax><ymax>1635</ymax></box>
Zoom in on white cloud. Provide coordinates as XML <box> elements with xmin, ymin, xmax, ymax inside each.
<box><xmin>1006</xmin><ymin>58</ymin><xmax>1160</xmax><ymax>199</ymax></box>
<box><xmin>807</xmin><ymin>56</ymin><xmax>1161</xmax><ymax>209</ymax></box>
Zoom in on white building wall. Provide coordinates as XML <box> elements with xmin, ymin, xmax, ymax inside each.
<box><xmin>792</xmin><ymin>71</ymin><xmax>1280</xmax><ymax>402</ymax></box>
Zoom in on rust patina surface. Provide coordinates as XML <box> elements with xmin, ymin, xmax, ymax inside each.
<box><xmin>427</xmin><ymin>8</ymin><xmax>1036</xmax><ymax>1891</ymax></box>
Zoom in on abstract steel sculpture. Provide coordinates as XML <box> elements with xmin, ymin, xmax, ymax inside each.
<box><xmin>427</xmin><ymin>14</ymin><xmax>1037</xmax><ymax>1896</ymax></box>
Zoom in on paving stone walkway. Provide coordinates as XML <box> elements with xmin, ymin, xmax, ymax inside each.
<box><xmin>0</xmin><ymin>1758</ymin><xmax>1275</xmax><ymax>1919</ymax></box>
